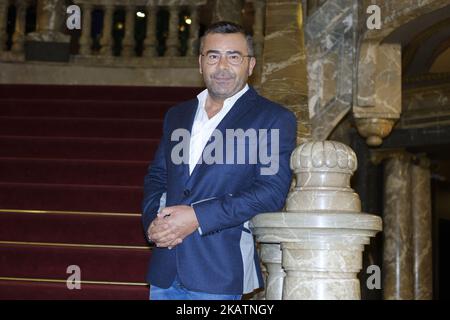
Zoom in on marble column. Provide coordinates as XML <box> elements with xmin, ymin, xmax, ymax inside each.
<box><xmin>11</xmin><ymin>0</ymin><xmax>28</xmax><ymax>55</ymax></box>
<box><xmin>79</xmin><ymin>3</ymin><xmax>93</xmax><ymax>56</ymax></box>
<box><xmin>0</xmin><ymin>1</ymin><xmax>8</xmax><ymax>53</ymax></box>
<box><xmin>252</xmin><ymin>0</ymin><xmax>265</xmax><ymax>58</ymax></box>
<box><xmin>142</xmin><ymin>5</ymin><xmax>157</xmax><ymax>57</ymax></box>
<box><xmin>382</xmin><ymin>152</ymin><xmax>414</xmax><ymax>300</ymax></box>
<box><xmin>165</xmin><ymin>5</ymin><xmax>179</xmax><ymax>57</ymax></box>
<box><xmin>186</xmin><ymin>5</ymin><xmax>199</xmax><ymax>57</ymax></box>
<box><xmin>252</xmin><ymin>141</ymin><xmax>382</xmax><ymax>300</ymax></box>
<box><xmin>259</xmin><ymin>243</ymin><xmax>284</xmax><ymax>300</ymax></box>
<box><xmin>411</xmin><ymin>156</ymin><xmax>433</xmax><ymax>300</ymax></box>
<box><xmin>122</xmin><ymin>5</ymin><xmax>136</xmax><ymax>58</ymax></box>
<box><xmin>211</xmin><ymin>0</ymin><xmax>245</xmax><ymax>24</ymax></box>
<box><xmin>99</xmin><ymin>5</ymin><xmax>114</xmax><ymax>57</ymax></box>
<box><xmin>259</xmin><ymin>0</ymin><xmax>310</xmax><ymax>144</ymax></box>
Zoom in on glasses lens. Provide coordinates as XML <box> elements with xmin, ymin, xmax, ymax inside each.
<box><xmin>204</xmin><ymin>52</ymin><xmax>246</xmax><ymax>65</ymax></box>
<box><xmin>227</xmin><ymin>53</ymin><xmax>243</xmax><ymax>65</ymax></box>
<box><xmin>206</xmin><ymin>53</ymin><xmax>219</xmax><ymax>64</ymax></box>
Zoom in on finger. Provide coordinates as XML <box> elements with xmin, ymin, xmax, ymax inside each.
<box><xmin>168</xmin><ymin>238</ymin><xmax>184</xmax><ymax>250</ymax></box>
<box><xmin>150</xmin><ymin>221</ymin><xmax>169</xmax><ymax>234</ymax></box>
<box><xmin>156</xmin><ymin>232</ymin><xmax>179</xmax><ymax>245</ymax></box>
<box><xmin>151</xmin><ymin>227</ymin><xmax>176</xmax><ymax>242</ymax></box>
<box><xmin>156</xmin><ymin>238</ymin><xmax>178</xmax><ymax>248</ymax></box>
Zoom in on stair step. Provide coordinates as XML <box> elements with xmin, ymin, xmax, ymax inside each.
<box><xmin>0</xmin><ymin>99</ymin><xmax>171</xmax><ymax>119</ymax></box>
<box><xmin>0</xmin><ymin>211</ymin><xmax>148</xmax><ymax>246</ymax></box>
<box><xmin>0</xmin><ymin>243</ymin><xmax>150</xmax><ymax>283</ymax></box>
<box><xmin>0</xmin><ymin>136</ymin><xmax>158</xmax><ymax>161</ymax></box>
<box><xmin>0</xmin><ymin>157</ymin><xmax>149</xmax><ymax>186</ymax></box>
<box><xmin>0</xmin><ymin>279</ymin><xmax>149</xmax><ymax>299</ymax></box>
<box><xmin>0</xmin><ymin>182</ymin><xmax>143</xmax><ymax>212</ymax></box>
<box><xmin>0</xmin><ymin>116</ymin><xmax>163</xmax><ymax>139</ymax></box>
<box><xmin>0</xmin><ymin>84</ymin><xmax>200</xmax><ymax>101</ymax></box>
<box><xmin>0</xmin><ymin>84</ymin><xmax>197</xmax><ymax>299</ymax></box>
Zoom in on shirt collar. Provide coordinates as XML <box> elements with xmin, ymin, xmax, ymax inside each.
<box><xmin>196</xmin><ymin>84</ymin><xmax>250</xmax><ymax>111</ymax></box>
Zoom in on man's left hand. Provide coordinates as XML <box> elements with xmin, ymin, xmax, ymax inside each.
<box><xmin>150</xmin><ymin>205</ymin><xmax>199</xmax><ymax>248</ymax></box>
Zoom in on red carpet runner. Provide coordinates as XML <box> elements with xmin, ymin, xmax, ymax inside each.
<box><xmin>0</xmin><ymin>84</ymin><xmax>200</xmax><ymax>299</ymax></box>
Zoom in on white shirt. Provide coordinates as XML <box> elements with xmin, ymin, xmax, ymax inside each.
<box><xmin>189</xmin><ymin>84</ymin><xmax>249</xmax><ymax>175</ymax></box>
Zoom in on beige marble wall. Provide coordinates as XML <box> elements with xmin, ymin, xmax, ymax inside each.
<box><xmin>382</xmin><ymin>153</ymin><xmax>414</xmax><ymax>300</ymax></box>
<box><xmin>411</xmin><ymin>157</ymin><xmax>433</xmax><ymax>300</ymax></box>
<box><xmin>211</xmin><ymin>0</ymin><xmax>246</xmax><ymax>24</ymax></box>
<box><xmin>304</xmin><ymin>0</ymin><xmax>357</xmax><ymax>141</ymax></box>
<box><xmin>259</xmin><ymin>0</ymin><xmax>310</xmax><ymax>144</ymax></box>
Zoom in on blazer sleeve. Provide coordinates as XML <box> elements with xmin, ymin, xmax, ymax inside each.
<box><xmin>192</xmin><ymin>109</ymin><xmax>297</xmax><ymax>235</ymax></box>
<box><xmin>141</xmin><ymin>111</ymin><xmax>170</xmax><ymax>243</ymax></box>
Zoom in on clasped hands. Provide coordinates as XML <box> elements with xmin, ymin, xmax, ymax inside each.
<box><xmin>147</xmin><ymin>205</ymin><xmax>199</xmax><ymax>249</ymax></box>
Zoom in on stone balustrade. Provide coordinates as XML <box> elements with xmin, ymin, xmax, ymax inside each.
<box><xmin>74</xmin><ymin>0</ymin><xmax>206</xmax><ymax>59</ymax></box>
<box><xmin>0</xmin><ymin>0</ymin><xmax>265</xmax><ymax>66</ymax></box>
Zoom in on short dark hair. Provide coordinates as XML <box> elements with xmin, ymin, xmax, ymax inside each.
<box><xmin>199</xmin><ymin>21</ymin><xmax>254</xmax><ymax>56</ymax></box>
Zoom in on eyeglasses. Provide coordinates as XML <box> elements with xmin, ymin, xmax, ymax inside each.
<box><xmin>201</xmin><ymin>51</ymin><xmax>253</xmax><ymax>65</ymax></box>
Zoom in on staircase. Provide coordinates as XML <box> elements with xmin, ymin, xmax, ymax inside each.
<box><xmin>0</xmin><ymin>84</ymin><xmax>200</xmax><ymax>299</ymax></box>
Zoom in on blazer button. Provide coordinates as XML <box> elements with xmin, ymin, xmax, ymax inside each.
<box><xmin>183</xmin><ymin>189</ymin><xmax>190</xmax><ymax>197</ymax></box>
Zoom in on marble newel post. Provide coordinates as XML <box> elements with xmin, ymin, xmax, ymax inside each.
<box><xmin>252</xmin><ymin>141</ymin><xmax>382</xmax><ymax>299</ymax></box>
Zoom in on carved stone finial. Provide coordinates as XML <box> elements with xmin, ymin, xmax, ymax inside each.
<box><xmin>290</xmin><ymin>140</ymin><xmax>357</xmax><ymax>173</ymax></box>
<box><xmin>286</xmin><ymin>140</ymin><xmax>361</xmax><ymax>212</ymax></box>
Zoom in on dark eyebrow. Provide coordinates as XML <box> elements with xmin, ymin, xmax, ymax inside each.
<box><xmin>205</xmin><ymin>50</ymin><xmax>244</xmax><ymax>55</ymax></box>
<box><xmin>205</xmin><ymin>50</ymin><xmax>221</xmax><ymax>55</ymax></box>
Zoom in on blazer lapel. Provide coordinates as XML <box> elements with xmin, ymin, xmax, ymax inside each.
<box><xmin>185</xmin><ymin>87</ymin><xmax>258</xmax><ymax>187</ymax></box>
<box><xmin>176</xmin><ymin>99</ymin><xmax>198</xmax><ymax>186</ymax></box>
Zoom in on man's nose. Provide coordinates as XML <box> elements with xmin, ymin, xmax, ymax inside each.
<box><xmin>217</xmin><ymin>55</ymin><xmax>229</xmax><ymax>69</ymax></box>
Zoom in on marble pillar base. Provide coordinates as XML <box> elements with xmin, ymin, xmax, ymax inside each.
<box><xmin>252</xmin><ymin>211</ymin><xmax>382</xmax><ymax>300</ymax></box>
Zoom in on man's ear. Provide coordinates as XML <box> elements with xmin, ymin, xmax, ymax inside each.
<box><xmin>248</xmin><ymin>57</ymin><xmax>256</xmax><ymax>76</ymax></box>
<box><xmin>198</xmin><ymin>55</ymin><xmax>203</xmax><ymax>74</ymax></box>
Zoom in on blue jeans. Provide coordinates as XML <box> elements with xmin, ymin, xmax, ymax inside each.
<box><xmin>150</xmin><ymin>276</ymin><xmax>242</xmax><ymax>300</ymax></box>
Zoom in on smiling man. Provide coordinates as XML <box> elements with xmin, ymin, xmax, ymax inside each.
<box><xmin>142</xmin><ymin>21</ymin><xmax>297</xmax><ymax>300</ymax></box>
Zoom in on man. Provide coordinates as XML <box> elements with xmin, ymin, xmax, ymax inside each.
<box><xmin>142</xmin><ymin>21</ymin><xmax>297</xmax><ymax>300</ymax></box>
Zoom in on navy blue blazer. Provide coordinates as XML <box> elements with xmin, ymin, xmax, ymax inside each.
<box><xmin>141</xmin><ymin>86</ymin><xmax>297</xmax><ymax>295</ymax></box>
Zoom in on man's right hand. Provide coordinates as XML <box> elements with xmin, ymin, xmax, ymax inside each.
<box><xmin>148</xmin><ymin>216</ymin><xmax>182</xmax><ymax>249</ymax></box>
